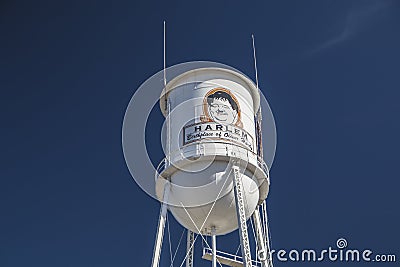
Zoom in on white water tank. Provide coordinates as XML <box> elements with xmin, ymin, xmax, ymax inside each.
<box><xmin>155</xmin><ymin>67</ymin><xmax>269</xmax><ymax>236</ymax></box>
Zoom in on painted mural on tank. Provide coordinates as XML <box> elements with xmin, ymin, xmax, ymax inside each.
<box><xmin>183</xmin><ymin>87</ymin><xmax>254</xmax><ymax>152</ymax></box>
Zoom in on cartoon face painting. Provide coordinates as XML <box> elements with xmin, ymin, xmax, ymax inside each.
<box><xmin>206</xmin><ymin>89</ymin><xmax>239</xmax><ymax>125</ymax></box>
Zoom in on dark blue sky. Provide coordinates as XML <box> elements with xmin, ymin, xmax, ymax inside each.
<box><xmin>1</xmin><ymin>0</ymin><xmax>399</xmax><ymax>266</ymax></box>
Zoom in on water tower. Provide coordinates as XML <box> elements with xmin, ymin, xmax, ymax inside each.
<box><xmin>149</xmin><ymin>62</ymin><xmax>274</xmax><ymax>267</ymax></box>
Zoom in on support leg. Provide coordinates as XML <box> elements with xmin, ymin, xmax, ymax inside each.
<box><xmin>253</xmin><ymin>207</ymin><xmax>268</xmax><ymax>267</ymax></box>
<box><xmin>232</xmin><ymin>166</ymin><xmax>252</xmax><ymax>267</ymax></box>
<box><xmin>151</xmin><ymin>183</ymin><xmax>170</xmax><ymax>267</ymax></box>
<box><xmin>262</xmin><ymin>201</ymin><xmax>274</xmax><ymax>267</ymax></box>
<box><xmin>186</xmin><ymin>230</ymin><xmax>195</xmax><ymax>267</ymax></box>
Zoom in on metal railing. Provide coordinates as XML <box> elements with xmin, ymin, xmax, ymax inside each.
<box><xmin>155</xmin><ymin>142</ymin><xmax>269</xmax><ymax>182</ymax></box>
<box><xmin>203</xmin><ymin>247</ymin><xmax>261</xmax><ymax>267</ymax></box>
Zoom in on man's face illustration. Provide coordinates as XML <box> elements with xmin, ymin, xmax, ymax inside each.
<box><xmin>208</xmin><ymin>97</ymin><xmax>237</xmax><ymax>125</ymax></box>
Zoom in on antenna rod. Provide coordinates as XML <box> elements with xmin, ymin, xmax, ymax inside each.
<box><xmin>164</xmin><ymin>21</ymin><xmax>171</xmax><ymax>166</ymax></box>
<box><xmin>163</xmin><ymin>21</ymin><xmax>167</xmax><ymax>87</ymax></box>
<box><xmin>252</xmin><ymin>34</ymin><xmax>259</xmax><ymax>90</ymax></box>
<box><xmin>252</xmin><ymin>34</ymin><xmax>264</xmax><ymax>158</ymax></box>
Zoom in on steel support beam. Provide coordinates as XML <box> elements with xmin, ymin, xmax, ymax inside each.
<box><xmin>262</xmin><ymin>201</ymin><xmax>273</xmax><ymax>267</ymax></box>
<box><xmin>186</xmin><ymin>230</ymin><xmax>195</xmax><ymax>267</ymax></box>
<box><xmin>232</xmin><ymin>166</ymin><xmax>252</xmax><ymax>267</ymax></box>
<box><xmin>253</xmin><ymin>207</ymin><xmax>268</xmax><ymax>267</ymax></box>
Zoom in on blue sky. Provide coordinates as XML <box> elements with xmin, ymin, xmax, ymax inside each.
<box><xmin>1</xmin><ymin>0</ymin><xmax>399</xmax><ymax>266</ymax></box>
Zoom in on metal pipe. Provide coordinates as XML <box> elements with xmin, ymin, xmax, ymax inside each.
<box><xmin>211</xmin><ymin>227</ymin><xmax>217</xmax><ymax>267</ymax></box>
